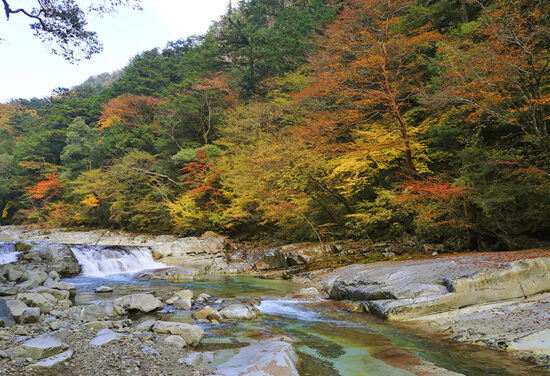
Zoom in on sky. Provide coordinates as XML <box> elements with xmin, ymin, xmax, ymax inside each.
<box><xmin>0</xmin><ymin>0</ymin><xmax>230</xmax><ymax>102</ymax></box>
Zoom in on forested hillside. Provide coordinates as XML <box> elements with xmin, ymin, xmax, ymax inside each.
<box><xmin>1</xmin><ymin>0</ymin><xmax>548</xmax><ymax>251</ymax></box>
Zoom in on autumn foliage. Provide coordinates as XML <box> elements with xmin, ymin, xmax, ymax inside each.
<box><xmin>2</xmin><ymin>0</ymin><xmax>549</xmax><ymax>249</ymax></box>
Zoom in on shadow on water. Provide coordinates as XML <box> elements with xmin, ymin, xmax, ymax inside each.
<box><xmin>65</xmin><ymin>274</ymin><xmax>550</xmax><ymax>376</ymax></box>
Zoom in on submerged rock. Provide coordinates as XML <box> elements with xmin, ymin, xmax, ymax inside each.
<box><xmin>95</xmin><ymin>286</ymin><xmax>113</xmax><ymax>293</ymax></box>
<box><xmin>211</xmin><ymin>341</ymin><xmax>300</xmax><ymax>376</ymax></box>
<box><xmin>219</xmin><ymin>304</ymin><xmax>259</xmax><ymax>321</ymax></box>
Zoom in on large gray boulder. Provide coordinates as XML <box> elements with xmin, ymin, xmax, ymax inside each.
<box><xmin>15</xmin><ymin>242</ymin><xmax>81</xmax><ymax>276</ymax></box>
<box><xmin>219</xmin><ymin>303</ymin><xmax>260</xmax><ymax>321</ymax></box>
<box><xmin>323</xmin><ymin>252</ymin><xmax>550</xmax><ymax>320</ymax></box>
<box><xmin>152</xmin><ymin>321</ymin><xmax>204</xmax><ymax>347</ymax></box>
<box><xmin>0</xmin><ymin>297</ymin><xmax>15</xmax><ymax>327</ymax></box>
<box><xmin>115</xmin><ymin>293</ymin><xmax>163</xmax><ymax>313</ymax></box>
<box><xmin>6</xmin><ymin>333</ymin><xmax>68</xmax><ymax>360</ymax></box>
<box><xmin>212</xmin><ymin>341</ymin><xmax>300</xmax><ymax>376</ymax></box>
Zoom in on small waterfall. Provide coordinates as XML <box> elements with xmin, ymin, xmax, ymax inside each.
<box><xmin>0</xmin><ymin>242</ymin><xmax>19</xmax><ymax>264</ymax></box>
<box><xmin>70</xmin><ymin>245</ymin><xmax>166</xmax><ymax>277</ymax></box>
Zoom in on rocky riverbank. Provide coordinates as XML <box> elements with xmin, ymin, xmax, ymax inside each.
<box><xmin>1</xmin><ymin>226</ymin><xmax>549</xmax><ymax>373</ymax></box>
<box><xmin>320</xmin><ymin>250</ymin><xmax>550</xmax><ymax>368</ymax></box>
<box><xmin>0</xmin><ymin>260</ymin><xmax>302</xmax><ymax>375</ymax></box>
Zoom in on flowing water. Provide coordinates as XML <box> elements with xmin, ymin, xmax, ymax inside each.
<box><xmin>53</xmin><ymin>246</ymin><xmax>550</xmax><ymax>375</ymax></box>
<box><xmin>0</xmin><ymin>242</ymin><xmax>19</xmax><ymax>265</ymax></box>
<box><xmin>69</xmin><ymin>245</ymin><xmax>167</xmax><ymax>277</ymax></box>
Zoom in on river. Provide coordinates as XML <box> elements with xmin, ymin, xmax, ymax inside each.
<box><xmin>58</xmin><ymin>245</ymin><xmax>549</xmax><ymax>376</ymax></box>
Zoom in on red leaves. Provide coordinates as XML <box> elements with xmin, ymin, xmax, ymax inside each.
<box><xmin>182</xmin><ymin>149</ymin><xmax>222</xmax><ymax>202</ymax></box>
<box><xmin>28</xmin><ymin>174</ymin><xmax>63</xmax><ymax>202</ymax></box>
<box><xmin>97</xmin><ymin>94</ymin><xmax>163</xmax><ymax>130</ymax></box>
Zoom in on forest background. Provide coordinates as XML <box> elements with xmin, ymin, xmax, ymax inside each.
<box><xmin>1</xmin><ymin>0</ymin><xmax>548</xmax><ymax>252</ymax></box>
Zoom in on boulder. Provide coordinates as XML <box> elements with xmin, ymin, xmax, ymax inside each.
<box><xmin>89</xmin><ymin>329</ymin><xmax>123</xmax><ymax>346</ymax></box>
<box><xmin>30</xmin><ymin>287</ymin><xmax>70</xmax><ymax>301</ymax></box>
<box><xmin>5</xmin><ymin>299</ymin><xmax>28</xmax><ymax>318</ymax></box>
<box><xmin>115</xmin><ymin>293</ymin><xmax>163</xmax><ymax>313</ymax></box>
<box><xmin>19</xmin><ymin>308</ymin><xmax>40</xmax><ymax>324</ymax></box>
<box><xmin>219</xmin><ymin>304</ymin><xmax>259</xmax><ymax>321</ymax></box>
<box><xmin>17</xmin><ymin>292</ymin><xmax>52</xmax><ymax>313</ymax></box>
<box><xmin>15</xmin><ymin>279</ymin><xmax>40</xmax><ymax>292</ymax></box>
<box><xmin>43</xmin><ymin>279</ymin><xmax>77</xmax><ymax>297</ymax></box>
<box><xmin>323</xmin><ymin>252</ymin><xmax>550</xmax><ymax>320</ymax></box>
<box><xmin>196</xmin><ymin>293</ymin><xmax>210</xmax><ymax>303</ymax></box>
<box><xmin>95</xmin><ymin>286</ymin><xmax>113</xmax><ymax>293</ymax></box>
<box><xmin>68</xmin><ymin>301</ymin><xmax>125</xmax><ymax>321</ymax></box>
<box><xmin>0</xmin><ymin>285</ymin><xmax>18</xmax><ymax>296</ymax></box>
<box><xmin>152</xmin><ymin>321</ymin><xmax>204</xmax><ymax>347</ymax></box>
<box><xmin>255</xmin><ymin>250</ymin><xmax>287</xmax><ymax>271</ymax></box>
<box><xmin>15</xmin><ymin>243</ymin><xmax>81</xmax><ymax>276</ymax></box>
<box><xmin>174</xmin><ymin>298</ymin><xmax>192</xmax><ymax>310</ymax></box>
<box><xmin>135</xmin><ymin>319</ymin><xmax>156</xmax><ymax>332</ymax></box>
<box><xmin>192</xmin><ymin>306</ymin><xmax>221</xmax><ymax>322</ymax></box>
<box><xmin>6</xmin><ymin>333</ymin><xmax>68</xmax><ymax>360</ymax></box>
<box><xmin>6</xmin><ymin>266</ymin><xmax>25</xmax><ymax>282</ymax></box>
<box><xmin>164</xmin><ymin>335</ymin><xmax>187</xmax><ymax>348</ymax></box>
<box><xmin>212</xmin><ymin>341</ymin><xmax>300</xmax><ymax>376</ymax></box>
<box><xmin>175</xmin><ymin>289</ymin><xmax>194</xmax><ymax>300</ymax></box>
<box><xmin>28</xmin><ymin>349</ymin><xmax>73</xmax><ymax>369</ymax></box>
<box><xmin>0</xmin><ymin>297</ymin><xmax>15</xmax><ymax>327</ymax></box>
<box><xmin>25</xmin><ymin>271</ymin><xmax>48</xmax><ymax>285</ymax></box>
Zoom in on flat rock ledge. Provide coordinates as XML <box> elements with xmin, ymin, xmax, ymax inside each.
<box><xmin>323</xmin><ymin>250</ymin><xmax>550</xmax><ymax>367</ymax></box>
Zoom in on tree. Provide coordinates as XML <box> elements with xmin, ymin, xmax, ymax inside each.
<box><xmin>434</xmin><ymin>0</ymin><xmax>550</xmax><ymax>159</ymax></box>
<box><xmin>1</xmin><ymin>0</ymin><xmax>141</xmax><ymax>61</ymax></box>
<box><xmin>61</xmin><ymin>117</ymin><xmax>102</xmax><ymax>178</ymax></box>
<box><xmin>300</xmin><ymin>0</ymin><xmax>441</xmax><ymax>173</ymax></box>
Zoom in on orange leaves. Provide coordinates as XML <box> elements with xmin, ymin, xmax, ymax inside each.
<box><xmin>97</xmin><ymin>94</ymin><xmax>163</xmax><ymax>130</ymax></box>
<box><xmin>28</xmin><ymin>174</ymin><xmax>63</xmax><ymax>201</ymax></box>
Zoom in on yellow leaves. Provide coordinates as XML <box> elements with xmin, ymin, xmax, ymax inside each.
<box><xmin>80</xmin><ymin>194</ymin><xmax>100</xmax><ymax>208</ymax></box>
<box><xmin>97</xmin><ymin>114</ymin><xmax>123</xmax><ymax>130</ymax></box>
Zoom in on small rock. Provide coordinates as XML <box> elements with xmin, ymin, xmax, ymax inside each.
<box><xmin>89</xmin><ymin>329</ymin><xmax>123</xmax><ymax>346</ymax></box>
<box><xmin>164</xmin><ymin>335</ymin><xmax>186</xmax><ymax>348</ymax></box>
<box><xmin>95</xmin><ymin>286</ymin><xmax>113</xmax><ymax>293</ymax></box>
<box><xmin>84</xmin><ymin>321</ymin><xmax>113</xmax><ymax>329</ymax></box>
<box><xmin>48</xmin><ymin>320</ymin><xmax>63</xmax><ymax>330</ymax></box>
<box><xmin>135</xmin><ymin>319</ymin><xmax>155</xmax><ymax>332</ymax></box>
<box><xmin>140</xmin><ymin>346</ymin><xmax>160</xmax><ymax>356</ymax></box>
<box><xmin>196</xmin><ymin>293</ymin><xmax>210</xmax><ymax>303</ymax></box>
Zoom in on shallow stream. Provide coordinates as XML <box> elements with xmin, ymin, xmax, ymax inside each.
<box><xmin>66</xmin><ymin>273</ymin><xmax>549</xmax><ymax>376</ymax></box>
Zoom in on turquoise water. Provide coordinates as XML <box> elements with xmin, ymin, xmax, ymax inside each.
<box><xmin>66</xmin><ymin>274</ymin><xmax>550</xmax><ymax>376</ymax></box>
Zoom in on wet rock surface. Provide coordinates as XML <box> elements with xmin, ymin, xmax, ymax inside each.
<box><xmin>324</xmin><ymin>250</ymin><xmax>550</xmax><ymax>366</ymax></box>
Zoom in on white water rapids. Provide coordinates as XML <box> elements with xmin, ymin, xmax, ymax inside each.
<box><xmin>70</xmin><ymin>245</ymin><xmax>166</xmax><ymax>277</ymax></box>
<box><xmin>0</xmin><ymin>242</ymin><xmax>20</xmax><ymax>264</ymax></box>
